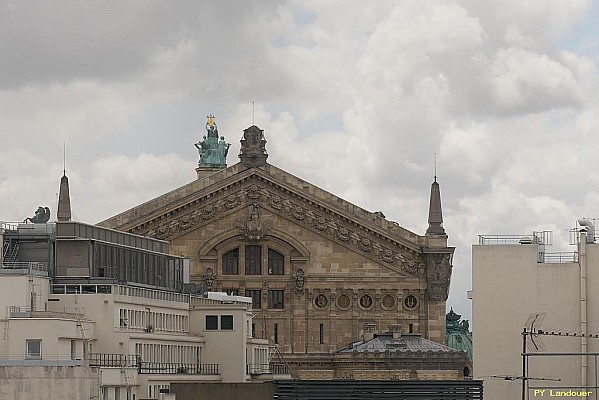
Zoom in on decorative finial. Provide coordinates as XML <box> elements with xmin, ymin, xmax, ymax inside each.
<box><xmin>252</xmin><ymin>102</ymin><xmax>255</xmax><ymax>125</ymax></box>
<box><xmin>206</xmin><ymin>114</ymin><xmax>216</xmax><ymax>127</ymax></box>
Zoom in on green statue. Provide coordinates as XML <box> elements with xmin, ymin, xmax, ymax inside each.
<box><xmin>24</xmin><ymin>206</ymin><xmax>51</xmax><ymax>223</ymax></box>
<box><xmin>194</xmin><ymin>115</ymin><xmax>230</xmax><ymax>168</ymax></box>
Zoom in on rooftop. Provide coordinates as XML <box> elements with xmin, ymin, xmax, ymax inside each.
<box><xmin>339</xmin><ymin>332</ymin><xmax>463</xmax><ymax>355</ymax></box>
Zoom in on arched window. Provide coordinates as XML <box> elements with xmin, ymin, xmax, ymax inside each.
<box><xmin>245</xmin><ymin>245</ymin><xmax>262</xmax><ymax>275</ymax></box>
<box><xmin>268</xmin><ymin>248</ymin><xmax>284</xmax><ymax>275</ymax></box>
<box><xmin>222</xmin><ymin>249</ymin><xmax>239</xmax><ymax>275</ymax></box>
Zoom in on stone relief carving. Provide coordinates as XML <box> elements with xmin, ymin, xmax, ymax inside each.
<box><xmin>425</xmin><ymin>253</ymin><xmax>452</xmax><ymax>301</ymax></box>
<box><xmin>234</xmin><ymin>203</ymin><xmax>271</xmax><ymax>241</ymax></box>
<box><xmin>270</xmin><ymin>195</ymin><xmax>282</xmax><ymax>210</ymax></box>
<box><xmin>204</xmin><ymin>267</ymin><xmax>215</xmax><ymax>289</ymax></box>
<box><xmin>132</xmin><ymin>177</ymin><xmax>427</xmax><ymax>277</ymax></box>
<box><xmin>294</xmin><ymin>268</ymin><xmax>306</xmax><ymax>296</ymax></box>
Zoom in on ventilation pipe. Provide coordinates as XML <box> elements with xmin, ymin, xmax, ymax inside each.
<box><xmin>578</xmin><ymin>226</ymin><xmax>589</xmax><ymax>388</ymax></box>
<box><xmin>577</xmin><ymin>219</ymin><xmax>595</xmax><ymax>243</ymax></box>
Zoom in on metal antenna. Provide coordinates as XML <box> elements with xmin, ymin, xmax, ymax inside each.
<box><xmin>63</xmin><ymin>142</ymin><xmax>66</xmax><ymax>175</ymax></box>
<box><xmin>252</xmin><ymin>101</ymin><xmax>255</xmax><ymax>125</ymax></box>
<box><xmin>434</xmin><ymin>152</ymin><xmax>437</xmax><ymax>182</ymax></box>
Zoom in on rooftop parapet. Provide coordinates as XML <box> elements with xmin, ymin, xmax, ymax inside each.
<box><xmin>477</xmin><ymin>231</ymin><xmax>552</xmax><ymax>246</ymax></box>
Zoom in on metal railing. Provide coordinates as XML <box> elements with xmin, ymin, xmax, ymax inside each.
<box><xmin>87</xmin><ymin>353</ymin><xmax>139</xmax><ymax>368</ymax></box>
<box><xmin>138</xmin><ymin>362</ymin><xmax>219</xmax><ymax>375</ymax></box>
<box><xmin>247</xmin><ymin>363</ymin><xmax>291</xmax><ymax>375</ymax></box>
<box><xmin>478</xmin><ymin>231</ymin><xmax>553</xmax><ymax>246</ymax></box>
<box><xmin>543</xmin><ymin>252</ymin><xmax>579</xmax><ymax>263</ymax></box>
<box><xmin>0</xmin><ymin>261</ymin><xmax>49</xmax><ymax>275</ymax></box>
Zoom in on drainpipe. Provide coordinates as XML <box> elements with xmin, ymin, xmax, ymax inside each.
<box><xmin>579</xmin><ymin>230</ymin><xmax>588</xmax><ymax>390</ymax></box>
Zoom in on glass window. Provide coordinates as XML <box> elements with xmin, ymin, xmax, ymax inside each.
<box><xmin>206</xmin><ymin>315</ymin><xmax>218</xmax><ymax>330</ymax></box>
<box><xmin>222</xmin><ymin>248</ymin><xmax>239</xmax><ymax>275</ymax></box>
<box><xmin>224</xmin><ymin>288</ymin><xmax>239</xmax><ymax>296</ymax></box>
<box><xmin>268</xmin><ymin>290</ymin><xmax>284</xmax><ymax>309</ymax></box>
<box><xmin>221</xmin><ymin>315</ymin><xmax>234</xmax><ymax>330</ymax></box>
<box><xmin>268</xmin><ymin>249</ymin><xmax>284</xmax><ymax>275</ymax></box>
<box><xmin>246</xmin><ymin>289</ymin><xmax>262</xmax><ymax>310</ymax></box>
<box><xmin>245</xmin><ymin>245</ymin><xmax>262</xmax><ymax>275</ymax></box>
<box><xmin>26</xmin><ymin>339</ymin><xmax>42</xmax><ymax>359</ymax></box>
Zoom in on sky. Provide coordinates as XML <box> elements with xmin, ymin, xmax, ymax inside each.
<box><xmin>2</xmin><ymin>0</ymin><xmax>599</xmax><ymax>324</ymax></box>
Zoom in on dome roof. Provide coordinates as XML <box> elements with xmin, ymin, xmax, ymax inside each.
<box><xmin>446</xmin><ymin>308</ymin><xmax>472</xmax><ymax>361</ymax></box>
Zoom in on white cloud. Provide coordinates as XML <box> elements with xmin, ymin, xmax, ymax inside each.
<box><xmin>489</xmin><ymin>47</ymin><xmax>582</xmax><ymax>112</ymax></box>
<box><xmin>2</xmin><ymin>1</ymin><xmax>599</xmax><ymax>323</ymax></box>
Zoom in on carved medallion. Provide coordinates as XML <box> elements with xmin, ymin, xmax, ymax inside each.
<box><xmin>314</xmin><ymin>294</ymin><xmax>328</xmax><ymax>309</ymax></box>
<box><xmin>359</xmin><ymin>294</ymin><xmax>373</xmax><ymax>310</ymax></box>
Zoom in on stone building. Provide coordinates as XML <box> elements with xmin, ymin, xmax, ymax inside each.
<box><xmin>99</xmin><ymin>118</ymin><xmax>457</xmax><ymax>377</ymax></box>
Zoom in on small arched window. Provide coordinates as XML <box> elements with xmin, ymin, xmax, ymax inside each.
<box><xmin>222</xmin><ymin>249</ymin><xmax>239</xmax><ymax>275</ymax></box>
<box><xmin>268</xmin><ymin>248</ymin><xmax>284</xmax><ymax>275</ymax></box>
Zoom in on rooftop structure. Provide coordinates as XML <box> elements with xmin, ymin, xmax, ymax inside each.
<box><xmin>0</xmin><ymin>171</ymin><xmax>290</xmax><ymax>400</ymax></box>
<box><xmin>471</xmin><ymin>220</ymin><xmax>599</xmax><ymax>400</ymax></box>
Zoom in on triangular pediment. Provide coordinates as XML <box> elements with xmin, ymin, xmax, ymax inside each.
<box><xmin>98</xmin><ymin>162</ymin><xmax>431</xmax><ymax>278</ymax></box>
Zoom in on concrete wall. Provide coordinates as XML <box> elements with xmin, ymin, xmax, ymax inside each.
<box><xmin>0</xmin><ymin>365</ymin><xmax>99</xmax><ymax>400</ymax></box>
<box><xmin>171</xmin><ymin>382</ymin><xmax>275</xmax><ymax>400</ymax></box>
<box><xmin>472</xmin><ymin>240</ymin><xmax>598</xmax><ymax>400</ymax></box>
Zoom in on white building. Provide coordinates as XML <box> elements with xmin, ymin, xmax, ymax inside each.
<box><xmin>0</xmin><ymin>221</ymin><xmax>286</xmax><ymax>400</ymax></box>
<box><xmin>471</xmin><ymin>223</ymin><xmax>599</xmax><ymax>400</ymax></box>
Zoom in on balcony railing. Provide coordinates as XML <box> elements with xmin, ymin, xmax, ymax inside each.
<box><xmin>247</xmin><ymin>363</ymin><xmax>291</xmax><ymax>375</ymax></box>
<box><xmin>87</xmin><ymin>353</ymin><xmax>139</xmax><ymax>368</ymax></box>
<box><xmin>139</xmin><ymin>362</ymin><xmax>219</xmax><ymax>375</ymax></box>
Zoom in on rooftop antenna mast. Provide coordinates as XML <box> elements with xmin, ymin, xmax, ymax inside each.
<box><xmin>63</xmin><ymin>142</ymin><xmax>66</xmax><ymax>175</ymax></box>
<box><xmin>252</xmin><ymin>101</ymin><xmax>255</xmax><ymax>125</ymax></box>
<box><xmin>434</xmin><ymin>152</ymin><xmax>437</xmax><ymax>182</ymax></box>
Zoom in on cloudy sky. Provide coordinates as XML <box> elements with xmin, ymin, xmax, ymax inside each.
<box><xmin>2</xmin><ymin>0</ymin><xmax>599</xmax><ymax>322</ymax></box>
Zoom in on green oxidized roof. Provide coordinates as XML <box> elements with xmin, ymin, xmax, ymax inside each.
<box><xmin>446</xmin><ymin>307</ymin><xmax>472</xmax><ymax>361</ymax></box>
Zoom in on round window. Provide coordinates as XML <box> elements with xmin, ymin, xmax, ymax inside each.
<box><xmin>337</xmin><ymin>294</ymin><xmax>351</xmax><ymax>310</ymax></box>
<box><xmin>381</xmin><ymin>294</ymin><xmax>396</xmax><ymax>310</ymax></box>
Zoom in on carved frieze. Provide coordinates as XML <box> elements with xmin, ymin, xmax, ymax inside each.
<box><xmin>129</xmin><ymin>176</ymin><xmax>427</xmax><ymax>277</ymax></box>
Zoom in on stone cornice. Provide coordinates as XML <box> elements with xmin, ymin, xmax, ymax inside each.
<box><xmin>97</xmin><ymin>164</ymin><xmax>455</xmax><ymax>278</ymax></box>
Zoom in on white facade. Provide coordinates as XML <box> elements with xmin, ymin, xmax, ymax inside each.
<box><xmin>0</xmin><ymin>271</ymin><xmax>275</xmax><ymax>400</ymax></box>
<box><xmin>472</xmin><ymin>230</ymin><xmax>599</xmax><ymax>400</ymax></box>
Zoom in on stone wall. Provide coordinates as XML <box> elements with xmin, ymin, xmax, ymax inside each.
<box><xmin>0</xmin><ymin>366</ymin><xmax>99</xmax><ymax>400</ymax></box>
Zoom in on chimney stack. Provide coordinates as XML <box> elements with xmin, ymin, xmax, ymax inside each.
<box><xmin>363</xmin><ymin>323</ymin><xmax>376</xmax><ymax>341</ymax></box>
<box><xmin>389</xmin><ymin>324</ymin><xmax>402</xmax><ymax>339</ymax></box>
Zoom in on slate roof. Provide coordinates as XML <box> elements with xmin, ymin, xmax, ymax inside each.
<box><xmin>339</xmin><ymin>332</ymin><xmax>465</xmax><ymax>355</ymax></box>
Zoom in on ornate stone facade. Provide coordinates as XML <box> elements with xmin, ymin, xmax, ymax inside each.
<box><xmin>99</xmin><ymin>124</ymin><xmax>455</xmax><ymax>375</ymax></box>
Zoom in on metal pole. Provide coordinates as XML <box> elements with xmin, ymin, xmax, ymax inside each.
<box><xmin>522</xmin><ymin>329</ymin><xmax>527</xmax><ymax>400</ymax></box>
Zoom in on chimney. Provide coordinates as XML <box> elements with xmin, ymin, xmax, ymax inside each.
<box><xmin>389</xmin><ymin>324</ymin><xmax>402</xmax><ymax>339</ymax></box>
<box><xmin>363</xmin><ymin>323</ymin><xmax>376</xmax><ymax>341</ymax></box>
